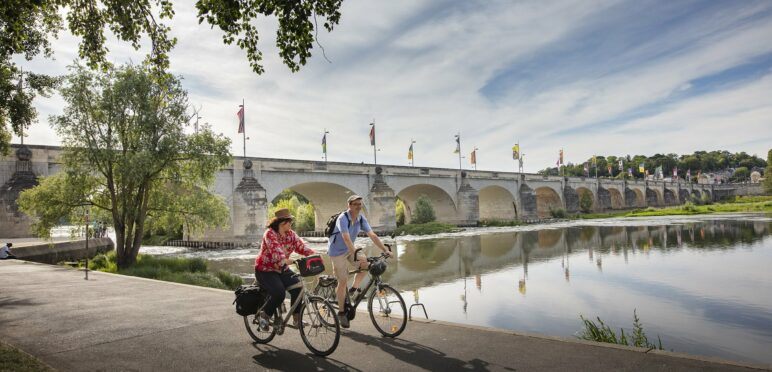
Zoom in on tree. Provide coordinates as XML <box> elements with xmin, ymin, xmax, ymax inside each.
<box><xmin>731</xmin><ymin>167</ymin><xmax>749</xmax><ymax>182</ymax></box>
<box><xmin>411</xmin><ymin>195</ymin><xmax>436</xmax><ymax>224</ymax></box>
<box><xmin>18</xmin><ymin>64</ymin><xmax>231</xmax><ymax>268</ymax></box>
<box><xmin>765</xmin><ymin>149</ymin><xmax>772</xmax><ymax>194</ymax></box>
<box><xmin>1</xmin><ymin>0</ymin><xmax>344</xmax><ymax>154</ymax></box>
<box><xmin>395</xmin><ymin>198</ymin><xmax>406</xmax><ymax>226</ymax></box>
<box><xmin>579</xmin><ymin>191</ymin><xmax>593</xmax><ymax>213</ymax></box>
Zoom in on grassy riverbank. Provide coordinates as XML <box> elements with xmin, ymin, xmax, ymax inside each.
<box><xmin>578</xmin><ymin>195</ymin><xmax>772</xmax><ymax>219</ymax></box>
<box><xmin>0</xmin><ymin>340</ymin><xmax>53</xmax><ymax>372</ymax></box>
<box><xmin>85</xmin><ymin>251</ymin><xmax>243</xmax><ymax>290</ymax></box>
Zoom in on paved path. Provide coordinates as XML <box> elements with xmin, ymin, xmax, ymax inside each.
<box><xmin>1</xmin><ymin>260</ymin><xmax>768</xmax><ymax>372</ymax></box>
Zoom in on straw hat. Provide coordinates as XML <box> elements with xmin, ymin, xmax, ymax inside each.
<box><xmin>267</xmin><ymin>208</ymin><xmax>294</xmax><ymax>227</ymax></box>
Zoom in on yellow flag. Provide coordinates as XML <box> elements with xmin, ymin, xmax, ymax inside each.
<box><xmin>512</xmin><ymin>144</ymin><xmax>520</xmax><ymax>159</ymax></box>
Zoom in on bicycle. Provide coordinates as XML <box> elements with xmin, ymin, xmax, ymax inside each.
<box><xmin>242</xmin><ymin>261</ymin><xmax>341</xmax><ymax>357</ymax></box>
<box><xmin>312</xmin><ymin>245</ymin><xmax>408</xmax><ymax>337</ymax></box>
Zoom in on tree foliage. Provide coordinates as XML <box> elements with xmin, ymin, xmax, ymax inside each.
<box><xmin>18</xmin><ymin>64</ymin><xmax>231</xmax><ymax>268</ymax></box>
<box><xmin>269</xmin><ymin>193</ymin><xmax>315</xmax><ymax>232</ymax></box>
<box><xmin>579</xmin><ymin>190</ymin><xmax>593</xmax><ymax>214</ymax></box>
<box><xmin>540</xmin><ymin>150</ymin><xmax>767</xmax><ymax>180</ymax></box>
<box><xmin>1</xmin><ymin>0</ymin><xmax>344</xmax><ymax>154</ymax></box>
<box><xmin>395</xmin><ymin>198</ymin><xmax>406</xmax><ymax>226</ymax></box>
<box><xmin>765</xmin><ymin>149</ymin><xmax>772</xmax><ymax>194</ymax></box>
<box><xmin>411</xmin><ymin>195</ymin><xmax>436</xmax><ymax>225</ymax></box>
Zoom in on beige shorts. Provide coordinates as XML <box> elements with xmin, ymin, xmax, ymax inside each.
<box><xmin>330</xmin><ymin>250</ymin><xmax>366</xmax><ymax>282</ymax></box>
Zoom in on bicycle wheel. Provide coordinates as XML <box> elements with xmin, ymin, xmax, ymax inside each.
<box><xmin>243</xmin><ymin>312</ymin><xmax>277</xmax><ymax>344</ymax></box>
<box><xmin>312</xmin><ymin>282</ymin><xmax>338</xmax><ymax>310</ymax></box>
<box><xmin>299</xmin><ymin>296</ymin><xmax>340</xmax><ymax>356</ymax></box>
<box><xmin>368</xmin><ymin>284</ymin><xmax>407</xmax><ymax>338</ymax></box>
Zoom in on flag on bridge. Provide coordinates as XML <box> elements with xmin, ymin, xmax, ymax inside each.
<box><xmin>454</xmin><ymin>135</ymin><xmax>460</xmax><ymax>154</ymax></box>
<box><xmin>618</xmin><ymin>159</ymin><xmax>623</xmax><ymax>171</ymax></box>
<box><xmin>322</xmin><ymin>133</ymin><xmax>327</xmax><ymax>154</ymax></box>
<box><xmin>470</xmin><ymin>149</ymin><xmax>476</xmax><ymax>165</ymax></box>
<box><xmin>559</xmin><ymin>149</ymin><xmax>564</xmax><ymax>165</ymax></box>
<box><xmin>628</xmin><ymin>168</ymin><xmax>633</xmax><ymax>177</ymax></box>
<box><xmin>369</xmin><ymin>125</ymin><xmax>375</xmax><ymax>146</ymax></box>
<box><xmin>592</xmin><ymin>155</ymin><xmax>597</xmax><ymax>166</ymax></box>
<box><xmin>639</xmin><ymin>163</ymin><xmax>645</xmax><ymax>173</ymax></box>
<box><xmin>236</xmin><ymin>105</ymin><xmax>245</xmax><ymax>134</ymax></box>
<box><xmin>583</xmin><ymin>162</ymin><xmax>589</xmax><ymax>176</ymax></box>
<box><xmin>608</xmin><ymin>164</ymin><xmax>613</xmax><ymax>176</ymax></box>
<box><xmin>512</xmin><ymin>144</ymin><xmax>520</xmax><ymax>160</ymax></box>
<box><xmin>408</xmin><ymin>143</ymin><xmax>414</xmax><ymax>160</ymax></box>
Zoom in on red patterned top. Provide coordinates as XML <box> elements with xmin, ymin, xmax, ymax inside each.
<box><xmin>255</xmin><ymin>228</ymin><xmax>314</xmax><ymax>273</ymax></box>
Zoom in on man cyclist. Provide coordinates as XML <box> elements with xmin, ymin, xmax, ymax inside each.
<box><xmin>327</xmin><ymin>195</ymin><xmax>391</xmax><ymax>328</ymax></box>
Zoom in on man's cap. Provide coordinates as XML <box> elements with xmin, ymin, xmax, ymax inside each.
<box><xmin>347</xmin><ymin>195</ymin><xmax>363</xmax><ymax>204</ymax></box>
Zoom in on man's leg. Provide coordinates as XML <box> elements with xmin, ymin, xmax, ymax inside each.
<box><xmin>330</xmin><ymin>254</ymin><xmax>349</xmax><ymax>310</ymax></box>
<box><xmin>351</xmin><ymin>254</ymin><xmax>368</xmax><ymax>289</ymax></box>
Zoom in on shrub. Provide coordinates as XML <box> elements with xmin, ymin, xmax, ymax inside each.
<box><xmin>579</xmin><ymin>191</ymin><xmax>593</xmax><ymax>213</ymax></box>
<box><xmin>216</xmin><ymin>270</ymin><xmax>244</xmax><ymax>290</ymax></box>
<box><xmin>412</xmin><ymin>195</ymin><xmax>436</xmax><ymax>224</ymax></box>
<box><xmin>577</xmin><ymin>310</ymin><xmax>663</xmax><ymax>350</ymax></box>
<box><xmin>549</xmin><ymin>207</ymin><xmax>567</xmax><ymax>218</ymax></box>
<box><xmin>395</xmin><ymin>199</ymin><xmax>406</xmax><ymax>226</ymax></box>
<box><xmin>681</xmin><ymin>201</ymin><xmax>697</xmax><ymax>212</ymax></box>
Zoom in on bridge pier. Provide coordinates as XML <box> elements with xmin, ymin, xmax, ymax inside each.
<box><xmin>456</xmin><ymin>172</ymin><xmax>479</xmax><ymax>226</ymax></box>
<box><xmin>367</xmin><ymin>167</ymin><xmax>397</xmax><ymax>233</ymax></box>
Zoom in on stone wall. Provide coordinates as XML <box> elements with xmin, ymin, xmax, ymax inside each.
<box><xmin>12</xmin><ymin>238</ymin><xmax>114</xmax><ymax>264</ymax></box>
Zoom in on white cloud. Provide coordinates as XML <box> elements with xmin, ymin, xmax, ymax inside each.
<box><xmin>11</xmin><ymin>0</ymin><xmax>772</xmax><ymax>172</ymax></box>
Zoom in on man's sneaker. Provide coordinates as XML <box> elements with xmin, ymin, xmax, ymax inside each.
<box><xmin>338</xmin><ymin>313</ymin><xmax>350</xmax><ymax>328</ymax></box>
<box><xmin>258</xmin><ymin>312</ymin><xmax>271</xmax><ymax>332</ymax></box>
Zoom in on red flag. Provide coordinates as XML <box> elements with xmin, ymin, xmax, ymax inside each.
<box><xmin>369</xmin><ymin>126</ymin><xmax>375</xmax><ymax>146</ymax></box>
<box><xmin>470</xmin><ymin>150</ymin><xmax>476</xmax><ymax>164</ymax></box>
<box><xmin>237</xmin><ymin>106</ymin><xmax>244</xmax><ymax>134</ymax></box>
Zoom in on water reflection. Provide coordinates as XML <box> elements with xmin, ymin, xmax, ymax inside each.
<box><xmin>143</xmin><ymin>217</ymin><xmax>772</xmax><ymax>365</ymax></box>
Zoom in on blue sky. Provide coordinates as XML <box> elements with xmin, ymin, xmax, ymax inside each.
<box><xmin>13</xmin><ymin>0</ymin><xmax>772</xmax><ymax>172</ymax></box>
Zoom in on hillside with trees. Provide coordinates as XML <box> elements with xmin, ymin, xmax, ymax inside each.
<box><xmin>539</xmin><ymin>150</ymin><xmax>767</xmax><ymax>181</ymax></box>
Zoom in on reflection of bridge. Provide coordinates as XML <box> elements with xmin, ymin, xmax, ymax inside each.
<box><xmin>1</xmin><ymin>144</ymin><xmax>763</xmax><ymax>239</ymax></box>
<box><xmin>381</xmin><ymin>221</ymin><xmax>770</xmax><ymax>290</ymax></box>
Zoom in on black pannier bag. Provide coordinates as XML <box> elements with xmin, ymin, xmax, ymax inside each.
<box><xmin>296</xmin><ymin>255</ymin><xmax>325</xmax><ymax>277</ymax></box>
<box><xmin>233</xmin><ymin>285</ymin><xmax>265</xmax><ymax>316</ymax></box>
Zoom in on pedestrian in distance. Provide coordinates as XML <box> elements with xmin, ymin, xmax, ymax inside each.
<box><xmin>254</xmin><ymin>208</ymin><xmax>316</xmax><ymax>331</ymax></box>
<box><xmin>327</xmin><ymin>195</ymin><xmax>392</xmax><ymax>328</ymax></box>
<box><xmin>0</xmin><ymin>242</ymin><xmax>16</xmax><ymax>259</ymax></box>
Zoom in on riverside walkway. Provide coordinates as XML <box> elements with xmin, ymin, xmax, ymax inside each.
<box><xmin>0</xmin><ymin>260</ymin><xmax>768</xmax><ymax>372</ymax></box>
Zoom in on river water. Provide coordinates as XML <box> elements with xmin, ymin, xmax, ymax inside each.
<box><xmin>140</xmin><ymin>214</ymin><xmax>772</xmax><ymax>365</ymax></box>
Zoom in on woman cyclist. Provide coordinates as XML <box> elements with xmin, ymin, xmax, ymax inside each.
<box><xmin>255</xmin><ymin>208</ymin><xmax>315</xmax><ymax>330</ymax></box>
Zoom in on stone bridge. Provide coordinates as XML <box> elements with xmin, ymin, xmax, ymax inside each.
<box><xmin>0</xmin><ymin>144</ymin><xmax>763</xmax><ymax>240</ymax></box>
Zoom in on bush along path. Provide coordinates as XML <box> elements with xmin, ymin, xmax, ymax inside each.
<box><xmin>85</xmin><ymin>251</ymin><xmax>243</xmax><ymax>290</ymax></box>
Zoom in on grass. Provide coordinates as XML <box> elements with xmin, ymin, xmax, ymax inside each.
<box><xmin>84</xmin><ymin>251</ymin><xmax>243</xmax><ymax>290</ymax></box>
<box><xmin>393</xmin><ymin>222</ymin><xmax>459</xmax><ymax>235</ymax></box>
<box><xmin>574</xmin><ymin>195</ymin><xmax>772</xmax><ymax>219</ymax></box>
<box><xmin>577</xmin><ymin>310</ymin><xmax>664</xmax><ymax>350</ymax></box>
<box><xmin>478</xmin><ymin>219</ymin><xmax>524</xmax><ymax>227</ymax></box>
<box><xmin>0</xmin><ymin>340</ymin><xmax>53</xmax><ymax>372</ymax></box>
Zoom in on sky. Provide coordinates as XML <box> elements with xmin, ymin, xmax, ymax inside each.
<box><xmin>12</xmin><ymin>0</ymin><xmax>772</xmax><ymax>173</ymax></box>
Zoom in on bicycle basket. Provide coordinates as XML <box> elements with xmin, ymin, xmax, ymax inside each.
<box><xmin>296</xmin><ymin>255</ymin><xmax>325</xmax><ymax>277</ymax></box>
<box><xmin>368</xmin><ymin>259</ymin><xmax>387</xmax><ymax>276</ymax></box>
<box><xmin>233</xmin><ymin>285</ymin><xmax>265</xmax><ymax>316</ymax></box>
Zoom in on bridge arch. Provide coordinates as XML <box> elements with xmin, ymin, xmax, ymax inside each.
<box><xmin>625</xmin><ymin>188</ymin><xmax>645</xmax><ymax>208</ymax></box>
<box><xmin>479</xmin><ymin>185</ymin><xmax>516</xmax><ymax>221</ymax></box>
<box><xmin>280</xmin><ymin>182</ymin><xmax>365</xmax><ymax>231</ymax></box>
<box><xmin>691</xmin><ymin>189</ymin><xmax>702</xmax><ymax>200</ymax></box>
<box><xmin>396</xmin><ymin>184</ymin><xmax>457</xmax><ymax>224</ymax></box>
<box><xmin>679</xmin><ymin>189</ymin><xmax>690</xmax><ymax>203</ymax></box>
<box><xmin>646</xmin><ymin>188</ymin><xmax>663</xmax><ymax>206</ymax></box>
<box><xmin>663</xmin><ymin>188</ymin><xmax>677</xmax><ymax>205</ymax></box>
<box><xmin>607</xmin><ymin>187</ymin><xmax>624</xmax><ymax>209</ymax></box>
<box><xmin>702</xmin><ymin>189</ymin><xmax>712</xmax><ymax>201</ymax></box>
<box><xmin>535</xmin><ymin>187</ymin><xmax>563</xmax><ymax>218</ymax></box>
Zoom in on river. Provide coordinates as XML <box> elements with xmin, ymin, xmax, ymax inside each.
<box><xmin>140</xmin><ymin>213</ymin><xmax>772</xmax><ymax>365</ymax></box>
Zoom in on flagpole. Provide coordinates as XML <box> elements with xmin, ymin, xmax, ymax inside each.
<box><xmin>455</xmin><ymin>132</ymin><xmax>462</xmax><ymax>170</ymax></box>
<box><xmin>473</xmin><ymin>147</ymin><xmax>478</xmax><ymax>170</ymax></box>
<box><xmin>242</xmin><ymin>98</ymin><xmax>246</xmax><ymax>158</ymax></box>
<box><xmin>370</xmin><ymin>120</ymin><xmax>376</xmax><ymax>165</ymax></box>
